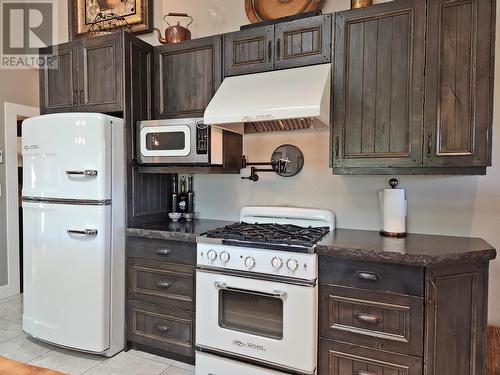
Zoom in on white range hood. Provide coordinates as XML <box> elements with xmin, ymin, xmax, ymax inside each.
<box><xmin>204</xmin><ymin>63</ymin><xmax>331</xmax><ymax>133</ymax></box>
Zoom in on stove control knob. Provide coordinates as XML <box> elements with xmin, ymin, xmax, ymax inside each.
<box><xmin>287</xmin><ymin>258</ymin><xmax>299</xmax><ymax>272</ymax></box>
<box><xmin>220</xmin><ymin>251</ymin><xmax>230</xmax><ymax>264</ymax></box>
<box><xmin>271</xmin><ymin>257</ymin><xmax>284</xmax><ymax>270</ymax></box>
<box><xmin>244</xmin><ymin>256</ymin><xmax>256</xmax><ymax>270</ymax></box>
<box><xmin>207</xmin><ymin>250</ymin><xmax>217</xmax><ymax>262</ymax></box>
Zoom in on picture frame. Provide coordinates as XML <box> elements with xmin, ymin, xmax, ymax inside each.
<box><xmin>68</xmin><ymin>0</ymin><xmax>153</xmax><ymax>40</ymax></box>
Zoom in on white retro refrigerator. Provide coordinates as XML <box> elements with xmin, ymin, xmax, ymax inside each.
<box><xmin>22</xmin><ymin>113</ymin><xmax>125</xmax><ymax>357</ymax></box>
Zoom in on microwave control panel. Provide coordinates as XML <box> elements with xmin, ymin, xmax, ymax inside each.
<box><xmin>196</xmin><ymin>122</ymin><xmax>209</xmax><ymax>154</ymax></box>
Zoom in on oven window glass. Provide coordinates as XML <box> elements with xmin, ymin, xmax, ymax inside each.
<box><xmin>146</xmin><ymin>132</ymin><xmax>185</xmax><ymax>151</ymax></box>
<box><xmin>218</xmin><ymin>290</ymin><xmax>284</xmax><ymax>340</ymax></box>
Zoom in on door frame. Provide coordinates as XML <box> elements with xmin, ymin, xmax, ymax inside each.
<box><xmin>1</xmin><ymin>102</ymin><xmax>39</xmax><ymax>300</ymax></box>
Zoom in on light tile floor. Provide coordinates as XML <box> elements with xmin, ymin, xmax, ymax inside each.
<box><xmin>0</xmin><ymin>295</ymin><xmax>195</xmax><ymax>375</ymax></box>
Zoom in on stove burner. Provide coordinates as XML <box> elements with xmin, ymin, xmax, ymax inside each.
<box><xmin>206</xmin><ymin>222</ymin><xmax>330</xmax><ymax>247</ymax></box>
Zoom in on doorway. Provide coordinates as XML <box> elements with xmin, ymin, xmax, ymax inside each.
<box><xmin>1</xmin><ymin>103</ymin><xmax>39</xmax><ymax>300</ymax></box>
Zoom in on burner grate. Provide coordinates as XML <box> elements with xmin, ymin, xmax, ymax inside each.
<box><xmin>206</xmin><ymin>222</ymin><xmax>330</xmax><ymax>247</ymax></box>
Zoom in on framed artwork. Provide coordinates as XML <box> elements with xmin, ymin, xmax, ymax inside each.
<box><xmin>69</xmin><ymin>0</ymin><xmax>153</xmax><ymax>39</ymax></box>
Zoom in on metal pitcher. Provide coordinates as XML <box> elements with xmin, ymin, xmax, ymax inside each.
<box><xmin>154</xmin><ymin>13</ymin><xmax>193</xmax><ymax>44</ymax></box>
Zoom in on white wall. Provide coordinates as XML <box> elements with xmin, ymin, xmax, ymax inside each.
<box><xmin>0</xmin><ymin>69</ymin><xmax>40</xmax><ymax>286</ymax></box>
<box><xmin>56</xmin><ymin>0</ymin><xmax>500</xmax><ymax>324</ymax></box>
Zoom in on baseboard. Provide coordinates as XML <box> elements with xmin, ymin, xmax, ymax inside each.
<box><xmin>487</xmin><ymin>326</ymin><xmax>500</xmax><ymax>375</ymax></box>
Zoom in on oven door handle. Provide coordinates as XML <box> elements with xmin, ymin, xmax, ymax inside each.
<box><xmin>214</xmin><ymin>281</ymin><xmax>287</xmax><ymax>300</ymax></box>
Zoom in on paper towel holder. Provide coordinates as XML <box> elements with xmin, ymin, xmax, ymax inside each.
<box><xmin>380</xmin><ymin>178</ymin><xmax>407</xmax><ymax>238</ymax></box>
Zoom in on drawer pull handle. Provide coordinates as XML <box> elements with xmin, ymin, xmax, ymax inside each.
<box><xmin>355</xmin><ymin>371</ymin><xmax>378</xmax><ymax>375</ymax></box>
<box><xmin>156</xmin><ymin>324</ymin><xmax>169</xmax><ymax>332</ymax></box>
<box><xmin>66</xmin><ymin>169</ymin><xmax>98</xmax><ymax>176</ymax></box>
<box><xmin>156</xmin><ymin>249</ymin><xmax>171</xmax><ymax>256</ymax></box>
<box><xmin>355</xmin><ymin>271</ymin><xmax>380</xmax><ymax>282</ymax></box>
<box><xmin>157</xmin><ymin>281</ymin><xmax>170</xmax><ymax>289</ymax></box>
<box><xmin>67</xmin><ymin>229</ymin><xmax>98</xmax><ymax>236</ymax></box>
<box><xmin>354</xmin><ymin>313</ymin><xmax>382</xmax><ymax>326</ymax></box>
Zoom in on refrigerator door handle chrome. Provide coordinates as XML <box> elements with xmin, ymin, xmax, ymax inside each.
<box><xmin>67</xmin><ymin>229</ymin><xmax>98</xmax><ymax>236</ymax></box>
<box><xmin>66</xmin><ymin>170</ymin><xmax>98</xmax><ymax>176</ymax></box>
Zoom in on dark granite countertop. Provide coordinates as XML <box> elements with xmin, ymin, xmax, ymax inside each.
<box><xmin>126</xmin><ymin>219</ymin><xmax>235</xmax><ymax>242</ymax></box>
<box><xmin>316</xmin><ymin>229</ymin><xmax>496</xmax><ymax>266</ymax></box>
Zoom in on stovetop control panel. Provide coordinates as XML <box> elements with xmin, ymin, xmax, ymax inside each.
<box><xmin>197</xmin><ymin>242</ymin><xmax>317</xmax><ymax>281</ymax></box>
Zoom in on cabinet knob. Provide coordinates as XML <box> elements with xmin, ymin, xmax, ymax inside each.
<box><xmin>156</xmin><ymin>281</ymin><xmax>170</xmax><ymax>289</ymax></box>
<box><xmin>354</xmin><ymin>313</ymin><xmax>382</xmax><ymax>326</ymax></box>
<box><xmin>156</xmin><ymin>324</ymin><xmax>169</xmax><ymax>332</ymax></box>
<box><xmin>355</xmin><ymin>271</ymin><xmax>380</xmax><ymax>282</ymax></box>
<box><xmin>156</xmin><ymin>249</ymin><xmax>171</xmax><ymax>256</ymax></box>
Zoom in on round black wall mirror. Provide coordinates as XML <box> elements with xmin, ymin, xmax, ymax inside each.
<box><xmin>271</xmin><ymin>144</ymin><xmax>304</xmax><ymax>177</ymax></box>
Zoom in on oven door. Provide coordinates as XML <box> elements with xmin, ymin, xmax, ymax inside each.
<box><xmin>140</xmin><ymin>125</ymin><xmax>191</xmax><ymax>158</ymax></box>
<box><xmin>196</xmin><ymin>270</ymin><xmax>317</xmax><ymax>374</ymax></box>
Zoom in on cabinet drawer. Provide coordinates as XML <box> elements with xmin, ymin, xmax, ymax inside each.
<box><xmin>128</xmin><ymin>258</ymin><xmax>194</xmax><ymax>310</ymax></box>
<box><xmin>319</xmin><ymin>285</ymin><xmax>423</xmax><ymax>356</ymax></box>
<box><xmin>319</xmin><ymin>339</ymin><xmax>422</xmax><ymax>375</ymax></box>
<box><xmin>127</xmin><ymin>301</ymin><xmax>194</xmax><ymax>358</ymax></box>
<box><xmin>319</xmin><ymin>257</ymin><xmax>424</xmax><ymax>296</ymax></box>
<box><xmin>127</xmin><ymin>236</ymin><xmax>196</xmax><ymax>265</ymax></box>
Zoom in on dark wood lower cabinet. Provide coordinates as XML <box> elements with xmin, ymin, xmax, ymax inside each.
<box><xmin>319</xmin><ymin>339</ymin><xmax>422</xmax><ymax>375</ymax></box>
<box><xmin>126</xmin><ymin>237</ymin><xmax>196</xmax><ymax>364</ymax></box>
<box><xmin>318</xmin><ymin>257</ymin><xmax>491</xmax><ymax>375</ymax></box>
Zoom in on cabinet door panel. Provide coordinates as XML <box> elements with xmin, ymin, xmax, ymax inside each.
<box><xmin>333</xmin><ymin>0</ymin><xmax>425</xmax><ymax>168</ymax></box>
<box><xmin>275</xmin><ymin>14</ymin><xmax>332</xmax><ymax>70</ymax></box>
<box><xmin>424</xmin><ymin>0</ymin><xmax>494</xmax><ymax>166</ymax></box>
<box><xmin>223</xmin><ymin>26</ymin><xmax>274</xmax><ymax>76</ymax></box>
<box><xmin>155</xmin><ymin>36</ymin><xmax>222</xmax><ymax>118</ymax></box>
<box><xmin>319</xmin><ymin>339</ymin><xmax>422</xmax><ymax>375</ymax></box>
<box><xmin>79</xmin><ymin>33</ymin><xmax>123</xmax><ymax>112</ymax></box>
<box><xmin>40</xmin><ymin>42</ymin><xmax>77</xmax><ymax>114</ymax></box>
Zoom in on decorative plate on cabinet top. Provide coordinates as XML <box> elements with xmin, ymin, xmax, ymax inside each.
<box><xmin>245</xmin><ymin>0</ymin><xmax>321</xmax><ymax>23</ymax></box>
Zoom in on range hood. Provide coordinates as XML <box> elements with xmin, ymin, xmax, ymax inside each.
<box><xmin>204</xmin><ymin>63</ymin><xmax>331</xmax><ymax>133</ymax></box>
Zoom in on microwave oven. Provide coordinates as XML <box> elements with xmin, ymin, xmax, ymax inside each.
<box><xmin>137</xmin><ymin>118</ymin><xmax>242</xmax><ymax>166</ymax></box>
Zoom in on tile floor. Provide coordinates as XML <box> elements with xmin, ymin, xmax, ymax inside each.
<box><xmin>0</xmin><ymin>295</ymin><xmax>195</xmax><ymax>375</ymax></box>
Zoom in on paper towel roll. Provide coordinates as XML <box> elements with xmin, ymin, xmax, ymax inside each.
<box><xmin>381</xmin><ymin>188</ymin><xmax>406</xmax><ymax>235</ymax></box>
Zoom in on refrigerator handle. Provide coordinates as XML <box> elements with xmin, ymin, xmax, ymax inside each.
<box><xmin>66</xmin><ymin>170</ymin><xmax>98</xmax><ymax>177</ymax></box>
<box><xmin>67</xmin><ymin>229</ymin><xmax>98</xmax><ymax>236</ymax></box>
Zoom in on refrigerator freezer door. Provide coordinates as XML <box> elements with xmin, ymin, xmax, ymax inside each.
<box><xmin>22</xmin><ymin>113</ymin><xmax>112</xmax><ymax>201</ymax></box>
<box><xmin>23</xmin><ymin>201</ymin><xmax>112</xmax><ymax>353</ymax></box>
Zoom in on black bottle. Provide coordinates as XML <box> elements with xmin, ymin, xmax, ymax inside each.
<box><xmin>178</xmin><ymin>177</ymin><xmax>187</xmax><ymax>213</ymax></box>
<box><xmin>187</xmin><ymin>176</ymin><xmax>194</xmax><ymax>213</ymax></box>
<box><xmin>171</xmin><ymin>175</ymin><xmax>178</xmax><ymax>213</ymax></box>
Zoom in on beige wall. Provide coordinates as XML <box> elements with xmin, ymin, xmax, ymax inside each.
<box><xmin>57</xmin><ymin>0</ymin><xmax>500</xmax><ymax>325</ymax></box>
<box><xmin>0</xmin><ymin>69</ymin><xmax>40</xmax><ymax>285</ymax></box>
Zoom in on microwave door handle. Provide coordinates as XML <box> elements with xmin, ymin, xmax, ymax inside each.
<box><xmin>214</xmin><ymin>281</ymin><xmax>287</xmax><ymax>300</ymax></box>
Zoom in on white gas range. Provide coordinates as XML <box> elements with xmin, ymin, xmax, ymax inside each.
<box><xmin>195</xmin><ymin>206</ymin><xmax>335</xmax><ymax>375</ymax></box>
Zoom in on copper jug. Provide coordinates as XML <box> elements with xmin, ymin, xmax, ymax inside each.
<box><xmin>154</xmin><ymin>13</ymin><xmax>193</xmax><ymax>44</ymax></box>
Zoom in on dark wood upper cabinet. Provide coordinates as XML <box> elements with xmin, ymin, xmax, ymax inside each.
<box><xmin>154</xmin><ymin>36</ymin><xmax>222</xmax><ymax>119</ymax></box>
<box><xmin>79</xmin><ymin>33</ymin><xmax>123</xmax><ymax>113</ymax></box>
<box><xmin>275</xmin><ymin>14</ymin><xmax>332</xmax><ymax>70</ymax></box>
<box><xmin>39</xmin><ymin>42</ymin><xmax>78</xmax><ymax>114</ymax></box>
<box><xmin>424</xmin><ymin>0</ymin><xmax>494</xmax><ymax>167</ymax></box>
<box><xmin>332</xmin><ymin>0</ymin><xmax>425</xmax><ymax>169</ymax></box>
<box><xmin>223</xmin><ymin>25</ymin><xmax>275</xmax><ymax>77</ymax></box>
<box><xmin>40</xmin><ymin>32</ymin><xmax>129</xmax><ymax>115</ymax></box>
<box><xmin>332</xmin><ymin>0</ymin><xmax>495</xmax><ymax>174</ymax></box>
<box><xmin>224</xmin><ymin>14</ymin><xmax>332</xmax><ymax>77</ymax></box>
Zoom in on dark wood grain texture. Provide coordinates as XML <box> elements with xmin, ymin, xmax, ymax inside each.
<box><xmin>319</xmin><ymin>339</ymin><xmax>423</xmax><ymax>375</ymax></box>
<box><xmin>127</xmin><ymin>300</ymin><xmax>194</xmax><ymax>358</ymax></box>
<box><xmin>319</xmin><ymin>257</ymin><xmax>424</xmax><ymax>296</ymax></box>
<box><xmin>424</xmin><ymin>262</ymin><xmax>489</xmax><ymax>375</ymax></box>
<box><xmin>274</xmin><ymin>14</ymin><xmax>332</xmax><ymax>70</ymax></box>
<box><xmin>333</xmin><ymin>0</ymin><xmax>425</xmax><ymax>169</ymax></box>
<box><xmin>127</xmin><ymin>237</ymin><xmax>196</xmax><ymax>265</ymax></box>
<box><xmin>154</xmin><ymin>36</ymin><xmax>222</xmax><ymax>119</ymax></box>
<box><xmin>223</xmin><ymin>25</ymin><xmax>275</xmax><ymax>76</ymax></box>
<box><xmin>128</xmin><ymin>258</ymin><xmax>194</xmax><ymax>310</ymax></box>
<box><xmin>424</xmin><ymin>0</ymin><xmax>495</xmax><ymax>167</ymax></box>
<box><xmin>39</xmin><ymin>42</ymin><xmax>78</xmax><ymax>114</ymax></box>
<box><xmin>320</xmin><ymin>285</ymin><xmax>424</xmax><ymax>357</ymax></box>
<box><xmin>79</xmin><ymin>33</ymin><xmax>123</xmax><ymax>113</ymax></box>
